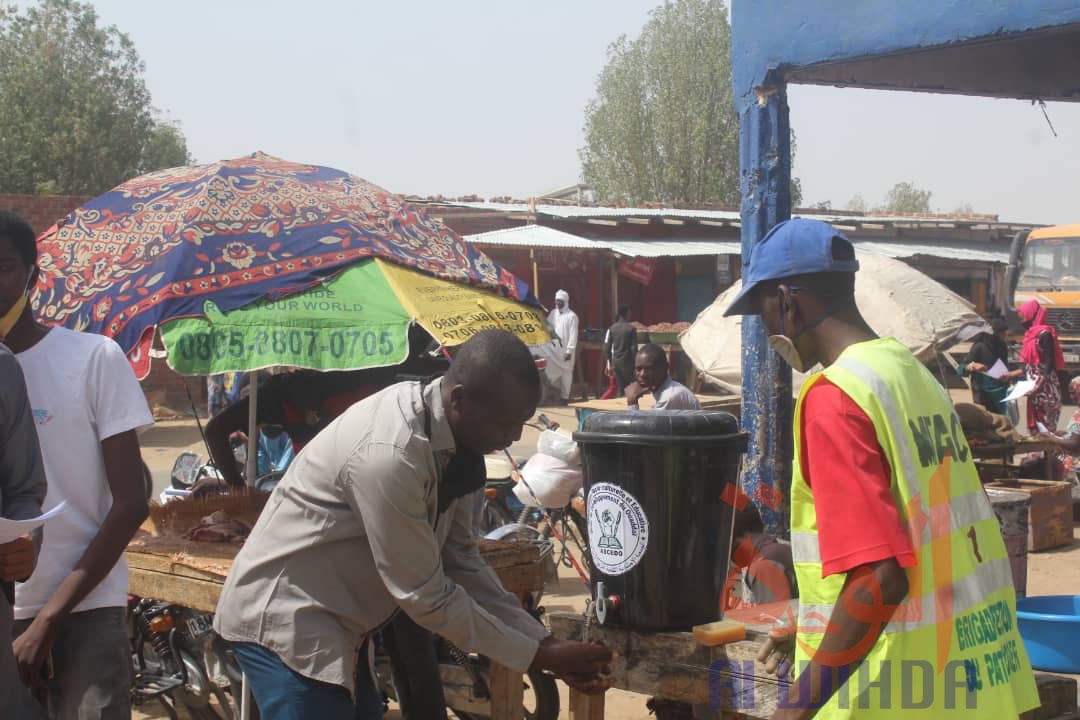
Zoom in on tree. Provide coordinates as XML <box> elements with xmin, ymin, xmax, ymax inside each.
<box><xmin>139</xmin><ymin>121</ymin><xmax>192</xmax><ymax>175</ymax></box>
<box><xmin>580</xmin><ymin>0</ymin><xmax>740</xmax><ymax>205</ymax></box>
<box><xmin>788</xmin><ymin>128</ymin><xmax>804</xmax><ymax>208</ymax></box>
<box><xmin>881</xmin><ymin>182</ymin><xmax>932</xmax><ymax>214</ymax></box>
<box><xmin>0</xmin><ymin>0</ymin><xmax>191</xmax><ymax>196</ymax></box>
<box><xmin>846</xmin><ymin>194</ymin><xmax>868</xmax><ymax>213</ymax></box>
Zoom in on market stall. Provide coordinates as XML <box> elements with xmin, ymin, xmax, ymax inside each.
<box><xmin>126</xmin><ymin>528</ymin><xmax>547</xmax><ymax>614</ymax></box>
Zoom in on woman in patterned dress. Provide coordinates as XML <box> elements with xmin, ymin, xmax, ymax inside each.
<box><xmin>1018</xmin><ymin>299</ymin><xmax>1065</xmax><ymax>433</ymax></box>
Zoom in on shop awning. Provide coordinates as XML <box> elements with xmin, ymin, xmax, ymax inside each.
<box><xmin>853</xmin><ymin>239</ymin><xmax>1010</xmax><ymax>264</ymax></box>
<box><xmin>604</xmin><ymin>240</ymin><xmax>742</xmax><ymax>257</ymax></box>
<box><xmin>467</xmin><ymin>225</ymin><xmax>1009</xmax><ymax>263</ymax></box>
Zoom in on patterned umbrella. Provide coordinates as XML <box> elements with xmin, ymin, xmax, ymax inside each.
<box><xmin>33</xmin><ymin>152</ymin><xmax>538</xmax><ymax>378</ymax></box>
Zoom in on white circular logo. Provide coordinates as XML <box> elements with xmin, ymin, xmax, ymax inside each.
<box><xmin>587</xmin><ymin>482</ymin><xmax>649</xmax><ymax>576</ymax></box>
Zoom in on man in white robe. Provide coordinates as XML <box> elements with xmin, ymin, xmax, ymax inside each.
<box><xmin>545</xmin><ymin>290</ymin><xmax>579</xmax><ymax>403</ymax></box>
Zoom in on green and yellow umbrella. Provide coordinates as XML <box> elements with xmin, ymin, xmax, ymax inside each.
<box><xmin>160</xmin><ymin>258</ymin><xmax>550</xmax><ymax>375</ymax></box>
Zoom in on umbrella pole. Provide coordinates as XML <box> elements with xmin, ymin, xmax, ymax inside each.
<box><xmin>181</xmin><ymin>378</ymin><xmax>210</xmax><ymax>452</ymax></box>
<box><xmin>246</xmin><ymin>372</ymin><xmax>259</xmax><ymax>487</ymax></box>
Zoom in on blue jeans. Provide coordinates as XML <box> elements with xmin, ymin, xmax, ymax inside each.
<box><xmin>233</xmin><ymin>642</ymin><xmax>383</xmax><ymax>720</ymax></box>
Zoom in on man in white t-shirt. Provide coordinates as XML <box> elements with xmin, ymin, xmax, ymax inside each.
<box><xmin>0</xmin><ymin>212</ymin><xmax>153</xmax><ymax>719</ymax></box>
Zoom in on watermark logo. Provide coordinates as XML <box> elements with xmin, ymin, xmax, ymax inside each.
<box><xmin>709</xmin><ymin>659</ymin><xmax>983</xmax><ymax>711</ymax></box>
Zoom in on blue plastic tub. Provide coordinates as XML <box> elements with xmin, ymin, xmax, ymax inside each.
<box><xmin>1016</xmin><ymin>595</ymin><xmax>1080</xmax><ymax>673</ymax></box>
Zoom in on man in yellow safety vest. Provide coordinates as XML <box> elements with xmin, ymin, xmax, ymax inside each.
<box><xmin>724</xmin><ymin>218</ymin><xmax>1039</xmax><ymax>719</ymax></box>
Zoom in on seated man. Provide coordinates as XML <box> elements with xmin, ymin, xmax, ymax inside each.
<box><xmin>625</xmin><ymin>343</ymin><xmax>701</xmax><ymax>410</ymax></box>
<box><xmin>213</xmin><ymin>330</ymin><xmax>612</xmax><ymax>719</ymax></box>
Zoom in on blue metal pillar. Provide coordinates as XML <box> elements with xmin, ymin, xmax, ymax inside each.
<box><xmin>737</xmin><ymin>85</ymin><xmax>793</xmax><ymax>537</ymax></box>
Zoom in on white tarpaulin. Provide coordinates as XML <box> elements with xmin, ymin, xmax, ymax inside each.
<box><xmin>681</xmin><ymin>251</ymin><xmax>991</xmax><ymax>395</ymax></box>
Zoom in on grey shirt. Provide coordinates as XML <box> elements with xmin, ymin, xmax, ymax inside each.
<box><xmin>0</xmin><ymin>344</ymin><xmax>47</xmax><ymax>709</ymax></box>
<box><xmin>630</xmin><ymin>376</ymin><xmax>702</xmax><ymax>411</ymax></box>
<box><xmin>0</xmin><ymin>344</ymin><xmax>46</xmax><ymax>528</ymax></box>
<box><xmin>214</xmin><ymin>379</ymin><xmax>548</xmax><ymax>692</ymax></box>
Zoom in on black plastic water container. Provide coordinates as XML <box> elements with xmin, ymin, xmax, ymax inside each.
<box><xmin>574</xmin><ymin>410</ymin><xmax>747</xmax><ymax>631</ymax></box>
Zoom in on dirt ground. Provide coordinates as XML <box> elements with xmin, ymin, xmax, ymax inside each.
<box><xmin>133</xmin><ymin>398</ymin><xmax>1080</xmax><ymax>719</ymax></box>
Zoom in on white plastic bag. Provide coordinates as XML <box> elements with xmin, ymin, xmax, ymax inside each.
<box><xmin>513</xmin><ymin>453</ymin><xmax>584</xmax><ymax>508</ymax></box>
<box><xmin>537</xmin><ymin>429</ymin><xmax>581</xmax><ymax>464</ymax></box>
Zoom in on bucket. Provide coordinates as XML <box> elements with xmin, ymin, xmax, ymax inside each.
<box><xmin>574</xmin><ymin>410</ymin><xmax>747</xmax><ymax>631</ymax></box>
<box><xmin>1016</xmin><ymin>595</ymin><xmax>1080</xmax><ymax>673</ymax></box>
<box><xmin>984</xmin><ymin>487</ymin><xmax>1031</xmax><ymax>598</ymax></box>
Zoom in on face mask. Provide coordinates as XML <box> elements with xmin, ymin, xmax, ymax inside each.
<box><xmin>767</xmin><ymin>289</ymin><xmax>831</xmax><ymax>373</ymax></box>
<box><xmin>0</xmin><ymin>279</ymin><xmax>30</xmax><ymax>340</ymax></box>
<box><xmin>767</xmin><ymin>333</ymin><xmax>809</xmax><ymax>373</ymax></box>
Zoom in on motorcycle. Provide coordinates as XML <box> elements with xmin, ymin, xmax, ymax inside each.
<box><xmin>164</xmin><ymin>434</ymin><xmax>284</xmax><ymax>504</ymax></box>
<box><xmin>128</xmin><ymin>596</ymin><xmax>247</xmax><ymax>720</ymax></box>
<box><xmin>478</xmin><ymin>416</ymin><xmax>592</xmax><ymax>584</ymax></box>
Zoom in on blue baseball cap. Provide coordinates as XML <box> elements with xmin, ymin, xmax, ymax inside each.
<box><xmin>723</xmin><ymin>218</ymin><xmax>859</xmax><ymax>316</ymax></box>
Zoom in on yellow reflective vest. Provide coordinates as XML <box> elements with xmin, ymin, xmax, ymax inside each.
<box><xmin>789</xmin><ymin>338</ymin><xmax>1039</xmax><ymax>718</ymax></box>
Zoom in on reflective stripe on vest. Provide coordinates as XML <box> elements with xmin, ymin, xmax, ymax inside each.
<box><xmin>789</xmin><ymin>338</ymin><xmax>1038</xmax><ymax>718</ymax></box>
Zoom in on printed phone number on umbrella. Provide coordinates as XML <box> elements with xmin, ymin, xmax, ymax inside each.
<box><xmin>173</xmin><ymin>329</ymin><xmax>396</xmax><ymax>362</ymax></box>
<box><xmin>436</xmin><ymin>323</ymin><xmax>542</xmax><ymax>342</ymax></box>
<box><xmin>429</xmin><ymin>310</ymin><xmax>543</xmax><ymax>333</ymax></box>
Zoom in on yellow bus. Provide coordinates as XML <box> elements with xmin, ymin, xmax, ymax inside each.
<box><xmin>1008</xmin><ymin>224</ymin><xmax>1080</xmax><ymax>376</ymax></box>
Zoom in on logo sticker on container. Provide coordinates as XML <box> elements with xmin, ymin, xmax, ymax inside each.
<box><xmin>587</xmin><ymin>483</ymin><xmax>649</xmax><ymax>575</ymax></box>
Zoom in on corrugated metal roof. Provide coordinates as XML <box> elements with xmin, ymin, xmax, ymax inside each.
<box><xmin>854</xmin><ymin>240</ymin><xmax>1010</xmax><ymax>264</ymax></box>
<box><xmin>450</xmin><ymin>201</ymin><xmax>743</xmax><ymax>221</ymax></box>
<box><xmin>465</xmin><ymin>225</ymin><xmax>599</xmax><ymax>249</ymax></box>
<box><xmin>438</xmin><ymin>200</ymin><xmax>1039</xmax><ymax>229</ymax></box>
<box><xmin>466</xmin><ymin>225</ymin><xmax>1011</xmax><ymax>263</ymax></box>
<box><xmin>605</xmin><ymin>240</ymin><xmax>742</xmax><ymax>257</ymax></box>
<box><xmin>466</xmin><ymin>225</ymin><xmax>737</xmax><ymax>257</ymax></box>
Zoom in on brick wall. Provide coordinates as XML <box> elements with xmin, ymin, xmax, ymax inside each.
<box><xmin>0</xmin><ymin>193</ymin><xmax>93</xmax><ymax>235</ymax></box>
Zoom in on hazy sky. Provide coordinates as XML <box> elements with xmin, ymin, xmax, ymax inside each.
<box><xmin>65</xmin><ymin>1</ymin><xmax>1080</xmax><ymax>224</ymax></box>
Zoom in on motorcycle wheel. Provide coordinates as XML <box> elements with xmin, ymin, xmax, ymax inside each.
<box><xmin>453</xmin><ymin>669</ymin><xmax>559</xmax><ymax>720</ymax></box>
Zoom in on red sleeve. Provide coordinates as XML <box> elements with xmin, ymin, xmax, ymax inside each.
<box><xmin>800</xmin><ymin>379</ymin><xmax>916</xmax><ymax>577</ymax></box>
<box><xmin>322</xmin><ymin>384</ymin><xmax>379</xmax><ymax>420</ymax></box>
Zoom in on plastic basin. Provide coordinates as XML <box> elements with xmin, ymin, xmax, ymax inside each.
<box><xmin>1016</xmin><ymin>595</ymin><xmax>1080</xmax><ymax>672</ymax></box>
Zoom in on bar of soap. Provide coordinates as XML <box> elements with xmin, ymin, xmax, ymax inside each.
<box><xmin>693</xmin><ymin>619</ymin><xmax>747</xmax><ymax>646</ymax></box>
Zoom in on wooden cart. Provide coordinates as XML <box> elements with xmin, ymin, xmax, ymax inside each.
<box><xmin>970</xmin><ymin>439</ymin><xmax>1059</xmax><ymax>485</ymax></box>
<box><xmin>548</xmin><ymin>613</ymin><xmax>1079</xmax><ymax>720</ymax></box>
<box><xmin>549</xmin><ymin>612</ymin><xmax>781</xmax><ymax>720</ymax></box>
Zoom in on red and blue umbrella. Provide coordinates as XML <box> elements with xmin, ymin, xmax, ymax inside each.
<box><xmin>33</xmin><ymin>152</ymin><xmax>538</xmax><ymax>377</ymax></box>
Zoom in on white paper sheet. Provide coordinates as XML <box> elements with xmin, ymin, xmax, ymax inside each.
<box><xmin>1036</xmin><ymin>421</ymin><xmax>1050</xmax><ymax>434</ymax></box>
<box><xmin>0</xmin><ymin>501</ymin><xmax>66</xmax><ymax>544</ymax></box>
<box><xmin>981</xmin><ymin>359</ymin><xmax>1010</xmax><ymax>380</ymax></box>
<box><xmin>1004</xmin><ymin>380</ymin><xmax>1037</xmax><ymax>403</ymax></box>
